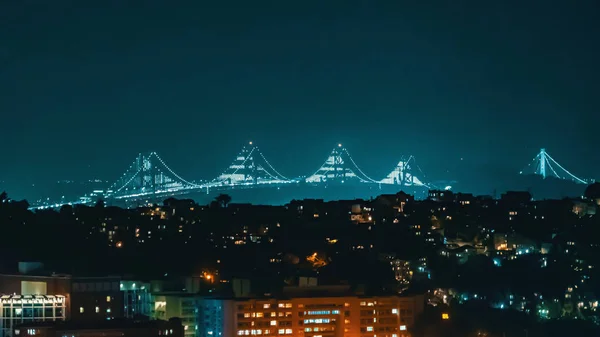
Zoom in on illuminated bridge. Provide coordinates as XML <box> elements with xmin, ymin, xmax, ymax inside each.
<box><xmin>33</xmin><ymin>143</ymin><xmax>429</xmax><ymax>209</ymax></box>
<box><xmin>520</xmin><ymin>148</ymin><xmax>590</xmax><ymax>184</ymax></box>
<box><xmin>32</xmin><ymin>146</ymin><xmax>590</xmax><ymax>210</ymax></box>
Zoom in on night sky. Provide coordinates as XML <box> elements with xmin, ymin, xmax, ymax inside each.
<box><xmin>1</xmin><ymin>1</ymin><xmax>598</xmax><ymax>199</ymax></box>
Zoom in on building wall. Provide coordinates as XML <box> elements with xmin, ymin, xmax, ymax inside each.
<box><xmin>154</xmin><ymin>295</ymin><xmax>198</xmax><ymax>337</ymax></box>
<box><xmin>197</xmin><ymin>295</ymin><xmax>423</xmax><ymax>337</ymax></box>
<box><xmin>0</xmin><ymin>275</ymin><xmax>71</xmax><ymax>299</ymax></box>
<box><xmin>0</xmin><ymin>295</ymin><xmax>67</xmax><ymax>337</ymax></box>
<box><xmin>70</xmin><ymin>278</ymin><xmax>153</xmax><ymax>322</ymax></box>
<box><xmin>0</xmin><ymin>274</ymin><xmax>71</xmax><ymax>337</ymax></box>
<box><xmin>71</xmin><ymin>278</ymin><xmax>124</xmax><ymax>321</ymax></box>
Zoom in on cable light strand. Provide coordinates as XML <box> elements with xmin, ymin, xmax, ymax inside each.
<box><xmin>257</xmin><ymin>148</ymin><xmax>290</xmax><ymax>181</ymax></box>
<box><xmin>306</xmin><ymin>148</ymin><xmax>338</xmax><ymax>181</ymax></box>
<box><xmin>544</xmin><ymin>152</ymin><xmax>587</xmax><ymax>184</ymax></box>
<box><xmin>544</xmin><ymin>156</ymin><xmax>561</xmax><ymax>180</ymax></box>
<box><xmin>114</xmin><ymin>168</ymin><xmax>142</xmax><ymax>193</ymax></box>
<box><xmin>212</xmin><ymin>147</ymin><xmax>256</xmax><ymax>183</ymax></box>
<box><xmin>108</xmin><ymin>155</ymin><xmax>142</xmax><ymax>190</ymax></box>
<box><xmin>342</xmin><ymin>148</ymin><xmax>378</xmax><ymax>183</ymax></box>
<box><xmin>151</xmin><ymin>152</ymin><xmax>203</xmax><ymax>187</ymax></box>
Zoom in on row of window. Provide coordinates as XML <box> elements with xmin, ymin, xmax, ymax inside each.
<box><xmin>237</xmin><ymin>329</ymin><xmax>293</xmax><ymax>335</ymax></box>
<box><xmin>238</xmin><ymin>303</ymin><xmax>293</xmax><ymax>311</ymax></box>
<box><xmin>239</xmin><ymin>312</ymin><xmax>292</xmax><ymax>319</ymax></box>
<box><xmin>79</xmin><ymin>306</ymin><xmax>111</xmax><ymax>314</ymax></box>
<box><xmin>305</xmin><ymin>310</ymin><xmax>339</xmax><ymax>315</ymax></box>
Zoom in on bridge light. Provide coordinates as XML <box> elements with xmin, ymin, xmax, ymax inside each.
<box><xmin>338</xmin><ymin>143</ymin><xmax>342</xmax><ymax>147</ymax></box>
<box><xmin>249</xmin><ymin>141</ymin><xmax>253</xmax><ymax>145</ymax></box>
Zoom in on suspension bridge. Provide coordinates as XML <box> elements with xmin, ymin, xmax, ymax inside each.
<box><xmin>31</xmin><ymin>146</ymin><xmax>590</xmax><ymax>210</ymax></box>
<box><xmin>32</xmin><ymin>143</ymin><xmax>429</xmax><ymax>209</ymax></box>
<box><xmin>520</xmin><ymin>148</ymin><xmax>590</xmax><ymax>184</ymax></box>
<box><xmin>104</xmin><ymin>143</ymin><xmax>428</xmax><ymax>200</ymax></box>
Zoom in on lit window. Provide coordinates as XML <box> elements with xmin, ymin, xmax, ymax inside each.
<box><xmin>285</xmin><ymin>303</ymin><xmax>292</xmax><ymax>308</ymax></box>
<box><xmin>360</xmin><ymin>301</ymin><xmax>366</xmax><ymax>306</ymax></box>
<box><xmin>79</xmin><ymin>307</ymin><xmax>84</xmax><ymax>313</ymax></box>
<box><xmin>271</xmin><ymin>312</ymin><xmax>276</xmax><ymax>317</ymax></box>
<box><xmin>278</xmin><ymin>329</ymin><xmax>284</xmax><ymax>335</ymax></box>
<box><xmin>278</xmin><ymin>303</ymin><xmax>285</xmax><ymax>308</ymax></box>
<box><xmin>367</xmin><ymin>327</ymin><xmax>373</xmax><ymax>332</ymax></box>
<box><xmin>106</xmin><ymin>296</ymin><xmax>111</xmax><ymax>303</ymax></box>
<box><xmin>256</xmin><ymin>312</ymin><xmax>264</xmax><ymax>318</ymax></box>
<box><xmin>400</xmin><ymin>326</ymin><xmax>407</xmax><ymax>331</ymax></box>
<box><xmin>238</xmin><ymin>331</ymin><xmax>244</xmax><ymax>336</ymax></box>
<box><xmin>285</xmin><ymin>329</ymin><xmax>292</xmax><ymax>334</ymax></box>
<box><xmin>392</xmin><ymin>308</ymin><xmax>398</xmax><ymax>314</ymax></box>
<box><xmin>263</xmin><ymin>304</ymin><xmax>270</xmax><ymax>309</ymax></box>
<box><xmin>270</xmin><ymin>321</ymin><xmax>277</xmax><ymax>326</ymax></box>
<box><xmin>95</xmin><ymin>307</ymin><xmax>100</xmax><ymax>313</ymax></box>
<box><xmin>393</xmin><ymin>335</ymin><xmax>398</xmax><ymax>337</ymax></box>
<box><xmin>244</xmin><ymin>313</ymin><xmax>251</xmax><ymax>318</ymax></box>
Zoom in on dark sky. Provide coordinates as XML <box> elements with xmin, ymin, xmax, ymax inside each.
<box><xmin>1</xmin><ymin>1</ymin><xmax>598</xmax><ymax>198</ymax></box>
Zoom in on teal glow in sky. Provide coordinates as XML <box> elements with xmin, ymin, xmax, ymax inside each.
<box><xmin>0</xmin><ymin>1</ymin><xmax>598</xmax><ymax>198</ymax></box>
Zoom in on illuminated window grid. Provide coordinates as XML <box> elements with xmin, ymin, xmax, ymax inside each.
<box><xmin>233</xmin><ymin>297</ymin><xmax>418</xmax><ymax>337</ymax></box>
<box><xmin>0</xmin><ymin>295</ymin><xmax>67</xmax><ymax>337</ymax></box>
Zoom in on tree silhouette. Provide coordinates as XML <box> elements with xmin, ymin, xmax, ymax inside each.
<box><xmin>215</xmin><ymin>194</ymin><xmax>232</xmax><ymax>208</ymax></box>
<box><xmin>95</xmin><ymin>199</ymin><xmax>105</xmax><ymax>208</ymax></box>
<box><xmin>0</xmin><ymin>191</ymin><xmax>8</xmax><ymax>203</ymax></box>
<box><xmin>584</xmin><ymin>182</ymin><xmax>600</xmax><ymax>200</ymax></box>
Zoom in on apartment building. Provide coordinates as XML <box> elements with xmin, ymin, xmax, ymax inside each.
<box><xmin>196</xmin><ymin>285</ymin><xmax>424</xmax><ymax>337</ymax></box>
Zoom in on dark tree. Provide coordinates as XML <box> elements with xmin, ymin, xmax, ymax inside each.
<box><xmin>584</xmin><ymin>182</ymin><xmax>600</xmax><ymax>200</ymax></box>
<box><xmin>95</xmin><ymin>199</ymin><xmax>105</xmax><ymax>208</ymax></box>
<box><xmin>215</xmin><ymin>194</ymin><xmax>232</xmax><ymax>208</ymax></box>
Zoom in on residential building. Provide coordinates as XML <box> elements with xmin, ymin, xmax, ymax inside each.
<box><xmin>71</xmin><ymin>277</ymin><xmax>153</xmax><ymax>321</ymax></box>
<box><xmin>154</xmin><ymin>294</ymin><xmax>198</xmax><ymax>337</ymax></box>
<box><xmin>195</xmin><ymin>285</ymin><xmax>424</xmax><ymax>337</ymax></box>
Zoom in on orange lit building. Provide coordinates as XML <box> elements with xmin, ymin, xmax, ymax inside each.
<box><xmin>196</xmin><ymin>285</ymin><xmax>424</xmax><ymax>337</ymax></box>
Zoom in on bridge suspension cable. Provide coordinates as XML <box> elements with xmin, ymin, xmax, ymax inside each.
<box><xmin>150</xmin><ymin>152</ymin><xmax>203</xmax><ymax>187</ymax></box>
<box><xmin>341</xmin><ymin>148</ymin><xmax>378</xmax><ymax>183</ymax></box>
<box><xmin>256</xmin><ymin>148</ymin><xmax>290</xmax><ymax>181</ymax></box>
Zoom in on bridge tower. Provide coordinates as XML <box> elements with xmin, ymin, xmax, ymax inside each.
<box><xmin>539</xmin><ymin>148</ymin><xmax>547</xmax><ymax>179</ymax></box>
<box><xmin>306</xmin><ymin>144</ymin><xmax>377</xmax><ymax>183</ymax></box>
<box><xmin>213</xmin><ymin>143</ymin><xmax>290</xmax><ymax>186</ymax></box>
